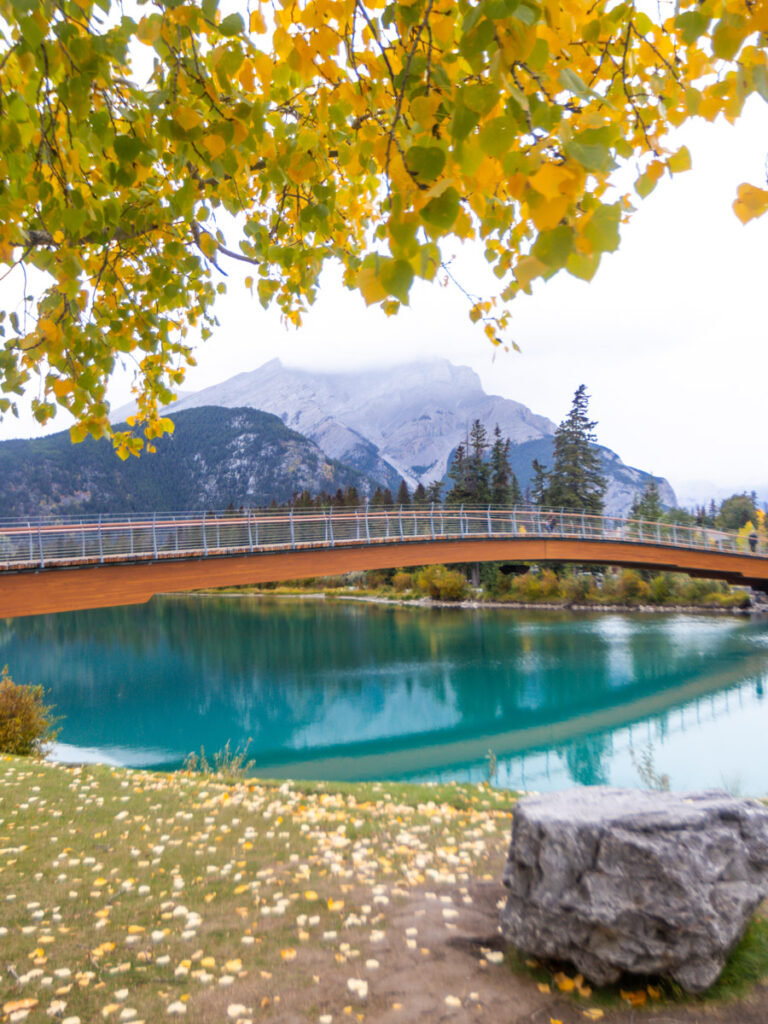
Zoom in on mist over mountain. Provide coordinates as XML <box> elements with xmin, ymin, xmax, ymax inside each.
<box><xmin>4</xmin><ymin>359</ymin><xmax>676</xmax><ymax>518</ymax></box>
<box><xmin>120</xmin><ymin>358</ymin><xmax>551</xmax><ymax>488</ymax></box>
<box><xmin>134</xmin><ymin>358</ymin><xmax>675</xmax><ymax>515</ymax></box>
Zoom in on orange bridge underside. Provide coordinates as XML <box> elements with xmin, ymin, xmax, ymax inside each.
<box><xmin>3</xmin><ymin>537</ymin><xmax>768</xmax><ymax>618</ymax></box>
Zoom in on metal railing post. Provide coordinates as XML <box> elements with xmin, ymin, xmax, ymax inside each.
<box><xmin>81</xmin><ymin>519</ymin><xmax>86</xmax><ymax>559</ymax></box>
<box><xmin>638</xmin><ymin>519</ymin><xmax>643</xmax><ymax>542</ymax></box>
<box><xmin>152</xmin><ymin>513</ymin><xmax>158</xmax><ymax>559</ymax></box>
<box><xmin>430</xmin><ymin>503</ymin><xmax>435</xmax><ymax>539</ymax></box>
<box><xmin>203</xmin><ymin>511</ymin><xmax>208</xmax><ymax>555</ymax></box>
<box><xmin>290</xmin><ymin>507</ymin><xmax>296</xmax><ymax>549</ymax></box>
<box><xmin>365</xmin><ymin>501</ymin><xmax>370</xmax><ymax>542</ymax></box>
<box><xmin>673</xmin><ymin>522</ymin><xmax>677</xmax><ymax>546</ymax></box>
<box><xmin>329</xmin><ymin>506</ymin><xmax>334</xmax><ymax>547</ymax></box>
<box><xmin>98</xmin><ymin>514</ymin><xmax>104</xmax><ymax>563</ymax></box>
<box><xmin>27</xmin><ymin>520</ymin><xmax>33</xmax><ymax>562</ymax></box>
<box><xmin>459</xmin><ymin>504</ymin><xmax>465</xmax><ymax>537</ymax></box>
<box><xmin>487</xmin><ymin>505</ymin><xmax>492</xmax><ymax>535</ymax></box>
<box><xmin>399</xmin><ymin>505</ymin><xmax>404</xmax><ymax>541</ymax></box>
<box><xmin>511</xmin><ymin>508</ymin><xmax>517</xmax><ymax>534</ymax></box>
<box><xmin>253</xmin><ymin>513</ymin><xmax>258</xmax><ymax>549</ymax></box>
<box><xmin>355</xmin><ymin>510</ymin><xmax>360</xmax><ymax>541</ymax></box>
<box><xmin>656</xmin><ymin>521</ymin><xmax>661</xmax><ymax>543</ymax></box>
<box><xmin>129</xmin><ymin>516</ymin><xmax>134</xmax><ymax>557</ymax></box>
<box><xmin>37</xmin><ymin>521</ymin><xmax>44</xmax><ymax>568</ymax></box>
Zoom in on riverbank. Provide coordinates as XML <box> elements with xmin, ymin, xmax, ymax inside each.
<box><xmin>192</xmin><ymin>588</ymin><xmax>756</xmax><ymax>616</ymax></box>
<box><xmin>3</xmin><ymin>757</ymin><xmax>768</xmax><ymax>1024</ymax></box>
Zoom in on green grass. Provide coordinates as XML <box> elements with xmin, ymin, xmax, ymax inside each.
<box><xmin>3</xmin><ymin>755</ymin><xmax>768</xmax><ymax>1023</ymax></box>
<box><xmin>0</xmin><ymin>756</ymin><xmax>514</xmax><ymax>1023</ymax></box>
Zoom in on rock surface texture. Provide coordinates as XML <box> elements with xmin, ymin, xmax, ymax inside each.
<box><xmin>501</xmin><ymin>787</ymin><xmax>768</xmax><ymax>992</ymax></box>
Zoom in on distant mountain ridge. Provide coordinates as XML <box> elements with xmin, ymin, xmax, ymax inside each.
<box><xmin>128</xmin><ymin>358</ymin><xmax>553</xmax><ymax>489</ymax></box>
<box><xmin>125</xmin><ymin>358</ymin><xmax>675</xmax><ymax>515</ymax></box>
<box><xmin>4</xmin><ymin>359</ymin><xmax>677</xmax><ymax>518</ymax></box>
<box><xmin>0</xmin><ymin>406</ymin><xmax>368</xmax><ymax>517</ymax></box>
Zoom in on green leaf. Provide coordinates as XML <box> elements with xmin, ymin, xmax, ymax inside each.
<box><xmin>531</xmin><ymin>225</ymin><xmax>574</xmax><ymax>269</ymax></box>
<box><xmin>114</xmin><ymin>135</ymin><xmax>143</xmax><ymax>162</ymax></box>
<box><xmin>380</xmin><ymin>259</ymin><xmax>414</xmax><ymax>303</ymax></box>
<box><xmin>566</xmin><ymin>251</ymin><xmax>601</xmax><ymax>281</ymax></box>
<box><xmin>405</xmin><ymin>145</ymin><xmax>446</xmax><ymax>181</ymax></box>
<box><xmin>420</xmin><ymin>187</ymin><xmax>461</xmax><ymax>231</ymax></box>
<box><xmin>478</xmin><ymin>117</ymin><xmax>516</xmax><ymax>159</ymax></box>
<box><xmin>582</xmin><ymin>202</ymin><xmax>620</xmax><ymax>254</ymax></box>
<box><xmin>219</xmin><ymin>13</ymin><xmax>244</xmax><ymax>36</ymax></box>
<box><xmin>752</xmin><ymin>66</ymin><xmax>768</xmax><ymax>104</ymax></box>
<box><xmin>463</xmin><ymin>83</ymin><xmax>499</xmax><ymax>115</ymax></box>
<box><xmin>558</xmin><ymin>67</ymin><xmax>594</xmax><ymax>99</ymax></box>
<box><xmin>19</xmin><ymin>15</ymin><xmax>44</xmax><ymax>49</ymax></box>
<box><xmin>450</xmin><ymin>104</ymin><xmax>480</xmax><ymax>141</ymax></box>
<box><xmin>674</xmin><ymin>11</ymin><xmax>709</xmax><ymax>44</ymax></box>
<box><xmin>563</xmin><ymin>138</ymin><xmax>617</xmax><ymax>174</ymax></box>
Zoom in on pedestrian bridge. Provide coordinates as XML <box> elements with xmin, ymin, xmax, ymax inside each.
<box><xmin>0</xmin><ymin>505</ymin><xmax>766</xmax><ymax>618</ymax></box>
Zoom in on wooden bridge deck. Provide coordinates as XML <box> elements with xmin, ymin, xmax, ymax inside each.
<box><xmin>2</xmin><ymin>527</ymin><xmax>768</xmax><ymax>619</ymax></box>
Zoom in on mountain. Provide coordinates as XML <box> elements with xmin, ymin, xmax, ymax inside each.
<box><xmin>0</xmin><ymin>406</ymin><xmax>368</xmax><ymax>517</ymax></box>
<box><xmin>502</xmin><ymin>438</ymin><xmax>677</xmax><ymax>515</ymax></box>
<box><xmin>125</xmin><ymin>358</ymin><xmax>556</xmax><ymax>490</ymax></box>
<box><xmin>123</xmin><ymin>358</ymin><xmax>675</xmax><ymax>516</ymax></box>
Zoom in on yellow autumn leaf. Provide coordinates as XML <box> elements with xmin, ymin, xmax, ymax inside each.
<box><xmin>204</xmin><ymin>135</ymin><xmax>227</xmax><ymax>160</ymax></box>
<box><xmin>280</xmin><ymin>947</ymin><xmax>297</xmax><ymax>960</ymax></box>
<box><xmin>356</xmin><ymin>265</ymin><xmax>387</xmax><ymax>306</ymax></box>
<box><xmin>667</xmin><ymin>145</ymin><xmax>691</xmax><ymax>173</ymax></box>
<box><xmin>249</xmin><ymin>9</ymin><xmax>266</xmax><ymax>33</ymax></box>
<box><xmin>733</xmin><ymin>182</ymin><xmax>768</xmax><ymax>224</ymax></box>
<box><xmin>174</xmin><ymin>107</ymin><xmax>204</xmax><ymax>132</ymax></box>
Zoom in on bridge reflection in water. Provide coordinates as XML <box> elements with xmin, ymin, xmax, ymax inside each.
<box><xmin>4</xmin><ymin>599</ymin><xmax>768</xmax><ymax>792</ymax></box>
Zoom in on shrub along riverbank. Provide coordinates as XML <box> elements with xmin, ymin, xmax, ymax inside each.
<box><xmin>212</xmin><ymin>565</ymin><xmax>752</xmax><ymax>611</ymax></box>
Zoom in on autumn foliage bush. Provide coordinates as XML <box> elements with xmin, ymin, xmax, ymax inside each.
<box><xmin>0</xmin><ymin>666</ymin><xmax>60</xmax><ymax>757</ymax></box>
<box><xmin>415</xmin><ymin>565</ymin><xmax>469</xmax><ymax>602</ymax></box>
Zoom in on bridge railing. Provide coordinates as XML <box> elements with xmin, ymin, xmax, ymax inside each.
<box><xmin>0</xmin><ymin>505</ymin><xmax>762</xmax><ymax>571</ymax></box>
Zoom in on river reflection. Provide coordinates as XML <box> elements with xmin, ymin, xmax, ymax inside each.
<box><xmin>3</xmin><ymin>597</ymin><xmax>768</xmax><ymax>792</ymax></box>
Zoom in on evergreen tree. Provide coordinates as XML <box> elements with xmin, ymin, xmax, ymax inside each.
<box><xmin>489</xmin><ymin>426</ymin><xmax>513</xmax><ymax>505</ymax></box>
<box><xmin>395</xmin><ymin>479</ymin><xmax>411</xmax><ymax>507</ymax></box>
<box><xmin>543</xmin><ymin>385</ymin><xmax>607</xmax><ymax>513</ymax></box>
<box><xmin>344</xmin><ymin>485</ymin><xmax>360</xmax><ymax>507</ymax></box>
<box><xmin>446</xmin><ymin>443</ymin><xmax>471</xmax><ymax>506</ymax></box>
<box><xmin>630</xmin><ymin>478</ymin><xmax>664</xmax><ymax>521</ymax></box>
<box><xmin>509</xmin><ymin>471</ymin><xmax>523</xmax><ymax>505</ymax></box>
<box><xmin>413</xmin><ymin>483</ymin><xmax>427</xmax><ymax>506</ymax></box>
<box><xmin>425</xmin><ymin>480</ymin><xmax>443</xmax><ymax>504</ymax></box>
<box><xmin>530</xmin><ymin>458</ymin><xmax>550</xmax><ymax>505</ymax></box>
<box><xmin>466</xmin><ymin>419</ymin><xmax>491</xmax><ymax>504</ymax></box>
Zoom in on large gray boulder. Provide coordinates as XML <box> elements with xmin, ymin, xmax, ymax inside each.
<box><xmin>501</xmin><ymin>787</ymin><xmax>768</xmax><ymax>992</ymax></box>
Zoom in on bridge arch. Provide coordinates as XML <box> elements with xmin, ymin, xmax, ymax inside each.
<box><xmin>1</xmin><ymin>506</ymin><xmax>766</xmax><ymax>618</ymax></box>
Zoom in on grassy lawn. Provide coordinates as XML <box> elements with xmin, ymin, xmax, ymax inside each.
<box><xmin>0</xmin><ymin>757</ymin><xmax>513</xmax><ymax>1023</ymax></box>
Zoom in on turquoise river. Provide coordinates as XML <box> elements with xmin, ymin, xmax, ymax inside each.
<box><xmin>4</xmin><ymin>596</ymin><xmax>768</xmax><ymax>792</ymax></box>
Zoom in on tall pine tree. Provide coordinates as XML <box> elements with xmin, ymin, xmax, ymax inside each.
<box><xmin>630</xmin><ymin>479</ymin><xmax>664</xmax><ymax>521</ymax></box>
<box><xmin>489</xmin><ymin>425</ymin><xmax>521</xmax><ymax>505</ymax></box>
<box><xmin>541</xmin><ymin>385</ymin><xmax>606</xmax><ymax>513</ymax></box>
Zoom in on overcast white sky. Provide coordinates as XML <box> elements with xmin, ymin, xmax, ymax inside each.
<box><xmin>1</xmin><ymin>98</ymin><xmax>766</xmax><ymax>506</ymax></box>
